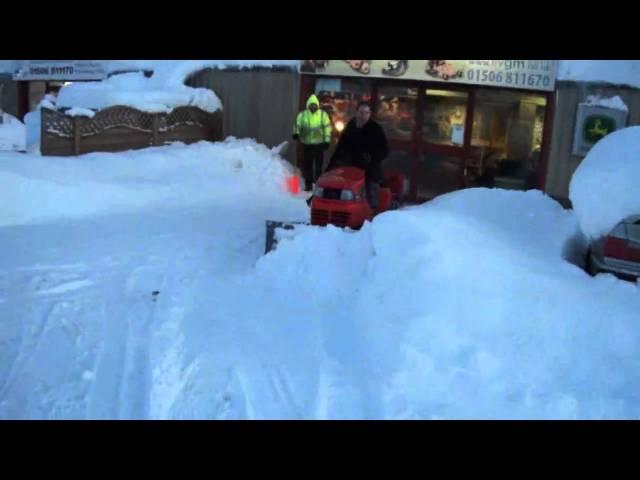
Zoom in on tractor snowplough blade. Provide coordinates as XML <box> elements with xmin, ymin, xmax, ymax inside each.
<box><xmin>265</xmin><ymin>220</ymin><xmax>309</xmax><ymax>254</ymax></box>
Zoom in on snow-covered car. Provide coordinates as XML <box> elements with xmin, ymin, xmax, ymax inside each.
<box><xmin>586</xmin><ymin>214</ymin><xmax>640</xmax><ymax>281</ymax></box>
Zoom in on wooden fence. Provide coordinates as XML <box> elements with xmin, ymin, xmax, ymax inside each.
<box><xmin>41</xmin><ymin>105</ymin><xmax>223</xmax><ymax>156</ymax></box>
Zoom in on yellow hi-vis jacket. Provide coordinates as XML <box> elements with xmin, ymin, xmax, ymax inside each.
<box><xmin>293</xmin><ymin>94</ymin><xmax>332</xmax><ymax>145</ymax></box>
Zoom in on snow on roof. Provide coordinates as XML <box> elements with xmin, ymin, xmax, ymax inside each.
<box><xmin>0</xmin><ymin>60</ymin><xmax>16</xmax><ymax>74</ymax></box>
<box><xmin>558</xmin><ymin>61</ymin><xmax>640</xmax><ymax>89</ymax></box>
<box><xmin>56</xmin><ymin>70</ymin><xmax>223</xmax><ymax>114</ymax></box>
<box><xmin>55</xmin><ymin>60</ymin><xmax>300</xmax><ymax>114</ymax></box>
<box><xmin>104</xmin><ymin>60</ymin><xmax>300</xmax><ymax>77</ymax></box>
<box><xmin>584</xmin><ymin>94</ymin><xmax>629</xmax><ymax>112</ymax></box>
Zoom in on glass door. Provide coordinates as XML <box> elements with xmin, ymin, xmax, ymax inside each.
<box><xmin>415</xmin><ymin>88</ymin><xmax>470</xmax><ymax>201</ymax></box>
<box><xmin>469</xmin><ymin>89</ymin><xmax>547</xmax><ymax>190</ymax></box>
<box><xmin>375</xmin><ymin>82</ymin><xmax>420</xmax><ymax>198</ymax></box>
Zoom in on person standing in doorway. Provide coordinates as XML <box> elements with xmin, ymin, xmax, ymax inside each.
<box><xmin>292</xmin><ymin>94</ymin><xmax>332</xmax><ymax>191</ymax></box>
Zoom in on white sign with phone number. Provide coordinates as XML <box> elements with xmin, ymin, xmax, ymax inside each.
<box><xmin>13</xmin><ymin>60</ymin><xmax>107</xmax><ymax>81</ymax></box>
<box><xmin>303</xmin><ymin>60</ymin><xmax>557</xmax><ymax>92</ymax></box>
<box><xmin>464</xmin><ymin>60</ymin><xmax>556</xmax><ymax>91</ymax></box>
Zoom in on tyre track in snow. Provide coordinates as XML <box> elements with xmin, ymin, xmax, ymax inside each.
<box><xmin>0</xmin><ymin>268</ymin><xmax>93</xmax><ymax>412</ymax></box>
<box><xmin>147</xmin><ymin>205</ymin><xmax>298</xmax><ymax>419</ymax></box>
<box><xmin>1</xmin><ymin>199</ymin><xmax>309</xmax><ymax>418</ymax></box>
<box><xmin>87</xmin><ymin>261</ymin><xmax>169</xmax><ymax>419</ymax></box>
<box><xmin>318</xmin><ymin>305</ymin><xmax>382</xmax><ymax>419</ymax></box>
<box><xmin>268</xmin><ymin>366</ymin><xmax>303</xmax><ymax>419</ymax></box>
<box><xmin>229</xmin><ymin>362</ymin><xmax>305</xmax><ymax>419</ymax></box>
<box><xmin>119</xmin><ymin>266</ymin><xmax>168</xmax><ymax>419</ymax></box>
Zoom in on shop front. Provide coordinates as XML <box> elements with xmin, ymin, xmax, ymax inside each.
<box><xmin>299</xmin><ymin>60</ymin><xmax>557</xmax><ymax>202</ymax></box>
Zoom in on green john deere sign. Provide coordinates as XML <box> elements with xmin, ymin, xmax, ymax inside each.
<box><xmin>583</xmin><ymin>115</ymin><xmax>616</xmax><ymax>143</ymax></box>
<box><xmin>573</xmin><ymin>104</ymin><xmax>628</xmax><ymax>156</ymax></box>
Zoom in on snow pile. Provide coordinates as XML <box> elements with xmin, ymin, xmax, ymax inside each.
<box><xmin>57</xmin><ymin>71</ymin><xmax>222</xmax><ymax>113</ymax></box>
<box><xmin>253</xmin><ymin>188</ymin><xmax>640</xmax><ymax>419</ymax></box>
<box><xmin>2</xmin><ymin>136</ymin><xmax>640</xmax><ymax>419</ymax></box>
<box><xmin>0</xmin><ymin>112</ymin><xmax>26</xmax><ymax>151</ymax></box>
<box><xmin>558</xmin><ymin>61</ymin><xmax>640</xmax><ymax>89</ymax></box>
<box><xmin>0</xmin><ymin>138</ymin><xmax>298</xmax><ymax>227</ymax></box>
<box><xmin>570</xmin><ymin>126</ymin><xmax>640</xmax><ymax>239</ymax></box>
<box><xmin>584</xmin><ymin>94</ymin><xmax>629</xmax><ymax>112</ymax></box>
<box><xmin>56</xmin><ymin>60</ymin><xmax>300</xmax><ymax>114</ymax></box>
<box><xmin>23</xmin><ymin>111</ymin><xmax>41</xmax><ymax>154</ymax></box>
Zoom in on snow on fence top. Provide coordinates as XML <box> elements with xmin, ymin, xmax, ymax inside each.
<box><xmin>55</xmin><ymin>61</ymin><xmax>300</xmax><ymax>114</ymax></box>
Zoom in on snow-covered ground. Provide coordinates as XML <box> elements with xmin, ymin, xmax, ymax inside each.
<box><xmin>1</xmin><ymin>137</ymin><xmax>639</xmax><ymax>419</ymax></box>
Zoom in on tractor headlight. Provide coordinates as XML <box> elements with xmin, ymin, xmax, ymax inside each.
<box><xmin>314</xmin><ymin>186</ymin><xmax>324</xmax><ymax>198</ymax></box>
<box><xmin>340</xmin><ymin>190</ymin><xmax>355</xmax><ymax>201</ymax></box>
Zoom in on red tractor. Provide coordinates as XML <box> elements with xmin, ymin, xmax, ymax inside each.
<box><xmin>265</xmin><ymin>166</ymin><xmax>409</xmax><ymax>252</ymax></box>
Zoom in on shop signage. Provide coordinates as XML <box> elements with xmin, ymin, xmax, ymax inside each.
<box><xmin>13</xmin><ymin>60</ymin><xmax>107</xmax><ymax>81</ymax></box>
<box><xmin>301</xmin><ymin>60</ymin><xmax>557</xmax><ymax>92</ymax></box>
<box><xmin>572</xmin><ymin>104</ymin><xmax>628</xmax><ymax>156</ymax></box>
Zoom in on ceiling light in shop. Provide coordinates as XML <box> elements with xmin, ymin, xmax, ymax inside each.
<box><xmin>426</xmin><ymin>89</ymin><xmax>468</xmax><ymax>98</ymax></box>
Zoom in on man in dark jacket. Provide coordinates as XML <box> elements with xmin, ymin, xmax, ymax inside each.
<box><xmin>327</xmin><ymin>101</ymin><xmax>389</xmax><ymax>210</ymax></box>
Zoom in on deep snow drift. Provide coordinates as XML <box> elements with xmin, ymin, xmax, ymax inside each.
<box><xmin>1</xmin><ymin>137</ymin><xmax>639</xmax><ymax>419</ymax></box>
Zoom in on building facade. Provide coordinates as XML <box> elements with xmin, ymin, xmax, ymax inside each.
<box><xmin>3</xmin><ymin>59</ymin><xmax>639</xmax><ymax>204</ymax></box>
<box><xmin>298</xmin><ymin>60</ymin><xmax>556</xmax><ymax>202</ymax></box>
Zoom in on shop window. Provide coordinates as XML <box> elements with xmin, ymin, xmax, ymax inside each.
<box><xmin>315</xmin><ymin>78</ymin><xmax>372</xmax><ymax>140</ymax></box>
<box><xmin>422</xmin><ymin>89</ymin><xmax>468</xmax><ymax>146</ymax></box>
<box><xmin>377</xmin><ymin>85</ymin><xmax>417</xmax><ymax>141</ymax></box>
<box><xmin>471</xmin><ymin>90</ymin><xmax>546</xmax><ymax>189</ymax></box>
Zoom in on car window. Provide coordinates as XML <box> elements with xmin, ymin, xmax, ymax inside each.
<box><xmin>623</xmin><ymin>214</ymin><xmax>640</xmax><ymax>225</ymax></box>
<box><xmin>626</xmin><ymin>223</ymin><xmax>640</xmax><ymax>243</ymax></box>
<box><xmin>610</xmin><ymin>223</ymin><xmax>627</xmax><ymax>238</ymax></box>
